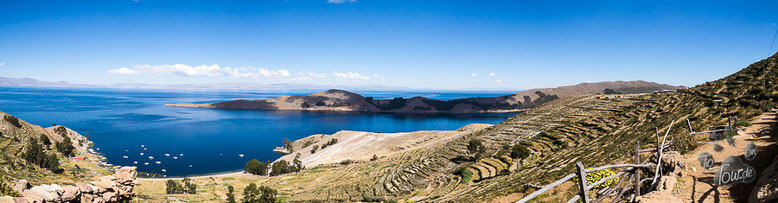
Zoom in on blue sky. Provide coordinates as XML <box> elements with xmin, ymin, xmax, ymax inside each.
<box><xmin>1</xmin><ymin>0</ymin><xmax>777</xmax><ymax>90</ymax></box>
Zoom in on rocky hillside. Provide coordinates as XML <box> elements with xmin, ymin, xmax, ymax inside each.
<box><xmin>0</xmin><ymin>111</ymin><xmax>138</xmax><ymax>201</ymax></box>
<box><xmin>167</xmin><ymin>81</ymin><xmax>682</xmax><ymax>113</ymax></box>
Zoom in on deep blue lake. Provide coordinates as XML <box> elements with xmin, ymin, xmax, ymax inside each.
<box><xmin>0</xmin><ymin>86</ymin><xmax>519</xmax><ymax>177</ymax></box>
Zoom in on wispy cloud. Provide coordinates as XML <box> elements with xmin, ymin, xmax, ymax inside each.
<box><xmin>488</xmin><ymin>72</ymin><xmax>496</xmax><ymax>77</ymax></box>
<box><xmin>0</xmin><ymin>62</ymin><xmax>5</xmax><ymax>67</ymax></box>
<box><xmin>327</xmin><ymin>0</ymin><xmax>355</xmax><ymax>4</ymax></box>
<box><xmin>334</xmin><ymin>72</ymin><xmax>371</xmax><ymax>80</ymax></box>
<box><xmin>107</xmin><ymin>64</ymin><xmax>385</xmax><ymax>81</ymax></box>
<box><xmin>470</xmin><ymin>73</ymin><xmax>478</xmax><ymax>77</ymax></box>
<box><xmin>496</xmin><ymin>79</ymin><xmax>502</xmax><ymax>83</ymax></box>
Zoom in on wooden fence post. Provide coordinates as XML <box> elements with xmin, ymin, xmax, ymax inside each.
<box><xmin>576</xmin><ymin>162</ymin><xmax>590</xmax><ymax>203</ymax></box>
<box><xmin>654</xmin><ymin>129</ymin><xmax>662</xmax><ymax>177</ymax></box>
<box><xmin>634</xmin><ymin>142</ymin><xmax>641</xmax><ymax>196</ymax></box>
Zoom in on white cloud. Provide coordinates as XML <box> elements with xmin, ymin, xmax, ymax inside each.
<box><xmin>0</xmin><ymin>62</ymin><xmax>5</xmax><ymax>67</ymax></box>
<box><xmin>496</xmin><ymin>79</ymin><xmax>502</xmax><ymax>83</ymax></box>
<box><xmin>108</xmin><ymin>64</ymin><xmax>326</xmax><ymax>80</ymax></box>
<box><xmin>334</xmin><ymin>72</ymin><xmax>371</xmax><ymax>80</ymax></box>
<box><xmin>471</xmin><ymin>73</ymin><xmax>478</xmax><ymax>77</ymax></box>
<box><xmin>108</xmin><ymin>67</ymin><xmax>138</xmax><ymax>75</ymax></box>
<box><xmin>106</xmin><ymin>64</ymin><xmax>386</xmax><ymax>81</ymax></box>
<box><xmin>488</xmin><ymin>72</ymin><xmax>496</xmax><ymax>77</ymax></box>
<box><xmin>327</xmin><ymin>0</ymin><xmax>355</xmax><ymax>4</ymax></box>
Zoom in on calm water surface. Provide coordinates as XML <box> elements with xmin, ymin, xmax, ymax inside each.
<box><xmin>0</xmin><ymin>86</ymin><xmax>519</xmax><ymax>176</ymax></box>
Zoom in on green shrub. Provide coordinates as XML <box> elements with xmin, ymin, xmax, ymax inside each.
<box><xmin>245</xmin><ymin>159</ymin><xmax>268</xmax><ymax>175</ymax></box>
<box><xmin>455</xmin><ymin>166</ymin><xmax>473</xmax><ymax>183</ymax></box>
<box><xmin>734</xmin><ymin>121</ymin><xmax>752</xmax><ymax>127</ymax></box>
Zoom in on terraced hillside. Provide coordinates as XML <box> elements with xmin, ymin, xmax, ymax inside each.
<box><xmin>373</xmin><ymin>53</ymin><xmax>778</xmax><ymax>202</ymax></box>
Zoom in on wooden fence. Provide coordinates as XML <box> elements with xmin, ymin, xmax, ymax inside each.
<box><xmin>517</xmin><ymin>120</ymin><xmax>675</xmax><ymax>203</ymax></box>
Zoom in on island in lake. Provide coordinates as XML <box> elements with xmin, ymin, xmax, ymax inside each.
<box><xmin>167</xmin><ymin>80</ymin><xmax>682</xmax><ymax>113</ymax></box>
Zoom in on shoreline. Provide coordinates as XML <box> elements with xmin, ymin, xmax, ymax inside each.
<box><xmin>138</xmin><ymin>170</ymin><xmax>246</xmax><ymax>181</ymax></box>
<box><xmin>166</xmin><ymin>103</ymin><xmax>529</xmax><ymax>114</ymax></box>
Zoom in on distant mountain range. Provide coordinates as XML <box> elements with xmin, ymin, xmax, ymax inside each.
<box><xmin>167</xmin><ymin>80</ymin><xmax>684</xmax><ymax>113</ymax></box>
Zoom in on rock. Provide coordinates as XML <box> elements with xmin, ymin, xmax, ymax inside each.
<box><xmin>749</xmin><ymin>152</ymin><xmax>778</xmax><ymax>202</ymax></box>
<box><xmin>77</xmin><ymin>182</ymin><xmax>93</xmax><ymax>193</ymax></box>
<box><xmin>62</xmin><ymin>185</ymin><xmax>80</xmax><ymax>201</ymax></box>
<box><xmin>18</xmin><ymin>190</ymin><xmax>42</xmax><ymax>202</ymax></box>
<box><xmin>635</xmin><ymin>176</ymin><xmax>683</xmax><ymax>203</ymax></box>
<box><xmin>0</xmin><ymin>196</ymin><xmax>14</xmax><ymax>203</ymax></box>
<box><xmin>92</xmin><ymin>196</ymin><xmax>105</xmax><ymax>203</ymax></box>
<box><xmin>661</xmin><ymin>151</ymin><xmax>686</xmax><ymax>171</ymax></box>
<box><xmin>28</xmin><ymin>186</ymin><xmax>60</xmax><ymax>202</ymax></box>
<box><xmin>12</xmin><ymin>197</ymin><xmax>36</xmax><ymax>203</ymax></box>
<box><xmin>113</xmin><ymin>167</ymin><xmax>137</xmax><ymax>184</ymax></box>
<box><xmin>102</xmin><ymin>192</ymin><xmax>116</xmax><ymax>202</ymax></box>
<box><xmin>90</xmin><ymin>180</ymin><xmax>115</xmax><ymax>191</ymax></box>
<box><xmin>11</xmin><ymin>180</ymin><xmax>30</xmax><ymax>193</ymax></box>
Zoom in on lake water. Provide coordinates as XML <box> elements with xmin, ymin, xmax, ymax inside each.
<box><xmin>0</xmin><ymin>86</ymin><xmax>519</xmax><ymax>177</ymax></box>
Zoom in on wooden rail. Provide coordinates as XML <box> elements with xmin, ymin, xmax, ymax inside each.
<box><xmin>517</xmin><ymin>121</ymin><xmax>676</xmax><ymax>203</ymax></box>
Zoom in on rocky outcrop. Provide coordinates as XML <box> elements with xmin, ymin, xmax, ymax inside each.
<box><xmin>750</xmin><ymin>151</ymin><xmax>778</xmax><ymax>202</ymax></box>
<box><xmin>3</xmin><ymin>166</ymin><xmax>137</xmax><ymax>203</ymax></box>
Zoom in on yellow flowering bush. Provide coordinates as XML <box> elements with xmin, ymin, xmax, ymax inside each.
<box><xmin>570</xmin><ymin>168</ymin><xmax>619</xmax><ymax>189</ymax></box>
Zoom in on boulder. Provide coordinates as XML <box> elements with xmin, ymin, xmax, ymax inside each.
<box><xmin>113</xmin><ymin>167</ymin><xmax>137</xmax><ymax>184</ymax></box>
<box><xmin>0</xmin><ymin>196</ymin><xmax>14</xmax><ymax>203</ymax></box>
<box><xmin>102</xmin><ymin>192</ymin><xmax>116</xmax><ymax>202</ymax></box>
<box><xmin>661</xmin><ymin>151</ymin><xmax>686</xmax><ymax>172</ymax></box>
<box><xmin>12</xmin><ymin>197</ymin><xmax>37</xmax><ymax>203</ymax></box>
<box><xmin>76</xmin><ymin>182</ymin><xmax>93</xmax><ymax>193</ymax></box>
<box><xmin>11</xmin><ymin>180</ymin><xmax>30</xmax><ymax>193</ymax></box>
<box><xmin>61</xmin><ymin>185</ymin><xmax>80</xmax><ymax>201</ymax></box>
<box><xmin>18</xmin><ymin>190</ymin><xmax>42</xmax><ymax>202</ymax></box>
<box><xmin>750</xmin><ymin>153</ymin><xmax>778</xmax><ymax>202</ymax></box>
<box><xmin>28</xmin><ymin>185</ymin><xmax>60</xmax><ymax>202</ymax></box>
<box><xmin>90</xmin><ymin>180</ymin><xmax>115</xmax><ymax>191</ymax></box>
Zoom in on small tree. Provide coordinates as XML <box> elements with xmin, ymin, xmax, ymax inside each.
<box><xmin>301</xmin><ymin>102</ymin><xmax>310</xmax><ymax>108</ymax></box>
<box><xmin>245</xmin><ymin>159</ymin><xmax>268</xmax><ymax>175</ymax></box>
<box><xmin>258</xmin><ymin>185</ymin><xmax>277</xmax><ymax>203</ymax></box>
<box><xmin>282</xmin><ymin>138</ymin><xmax>293</xmax><ymax>152</ymax></box>
<box><xmin>39</xmin><ymin>134</ymin><xmax>51</xmax><ymax>146</ymax></box>
<box><xmin>316</xmin><ymin>101</ymin><xmax>326</xmax><ymax>106</ymax></box>
<box><xmin>270</xmin><ymin>160</ymin><xmax>292</xmax><ymax>176</ymax></box>
<box><xmin>468</xmin><ymin>139</ymin><xmax>486</xmax><ymax>160</ymax></box>
<box><xmin>242</xmin><ymin>183</ymin><xmax>259</xmax><ymax>202</ymax></box>
<box><xmin>226</xmin><ymin>185</ymin><xmax>236</xmax><ymax>203</ymax></box>
<box><xmin>166</xmin><ymin>180</ymin><xmax>182</xmax><ymax>194</ymax></box>
<box><xmin>510</xmin><ymin>144</ymin><xmax>530</xmax><ymax>159</ymax></box>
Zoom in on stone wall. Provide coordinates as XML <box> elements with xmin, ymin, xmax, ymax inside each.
<box><xmin>0</xmin><ymin>167</ymin><xmax>137</xmax><ymax>203</ymax></box>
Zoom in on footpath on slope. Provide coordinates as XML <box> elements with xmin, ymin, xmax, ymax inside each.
<box><xmin>639</xmin><ymin>111</ymin><xmax>778</xmax><ymax>203</ymax></box>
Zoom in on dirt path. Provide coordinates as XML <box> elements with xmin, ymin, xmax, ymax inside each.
<box><xmin>668</xmin><ymin>112</ymin><xmax>778</xmax><ymax>202</ymax></box>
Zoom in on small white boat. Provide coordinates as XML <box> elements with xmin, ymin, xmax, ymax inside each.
<box><xmin>140</xmin><ymin>152</ymin><xmax>144</xmax><ymax>156</ymax></box>
<box><xmin>96</xmin><ymin>148</ymin><xmax>100</xmax><ymax>150</ymax></box>
<box><xmin>161</xmin><ymin>169</ymin><xmax>166</xmax><ymax>172</ymax></box>
<box><xmin>122</xmin><ymin>156</ymin><xmax>128</xmax><ymax>159</ymax></box>
<box><xmin>189</xmin><ymin>165</ymin><xmax>193</xmax><ymax>168</ymax></box>
<box><xmin>144</xmin><ymin>162</ymin><xmax>149</xmax><ymax>165</ymax></box>
<box><xmin>148</xmin><ymin>156</ymin><xmax>154</xmax><ymax>160</ymax></box>
<box><xmin>125</xmin><ymin>150</ymin><xmax>128</xmax><ymax>152</ymax></box>
<box><xmin>239</xmin><ymin>154</ymin><xmax>245</xmax><ymax>158</ymax></box>
<box><xmin>172</xmin><ymin>157</ymin><xmax>178</xmax><ymax>159</ymax></box>
<box><xmin>164</xmin><ymin>153</ymin><xmax>170</xmax><ymax>157</ymax></box>
<box><xmin>133</xmin><ymin>161</ymin><xmax>138</xmax><ymax>164</ymax></box>
<box><xmin>143</xmin><ymin>148</ymin><xmax>147</xmax><ymax>151</ymax></box>
<box><xmin>155</xmin><ymin>161</ymin><xmax>161</xmax><ymax>164</ymax></box>
<box><xmin>219</xmin><ymin>153</ymin><xmax>223</xmax><ymax>156</ymax></box>
<box><xmin>179</xmin><ymin>154</ymin><xmax>184</xmax><ymax>157</ymax></box>
<box><xmin>141</xmin><ymin>145</ymin><xmax>145</xmax><ymax>148</ymax></box>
